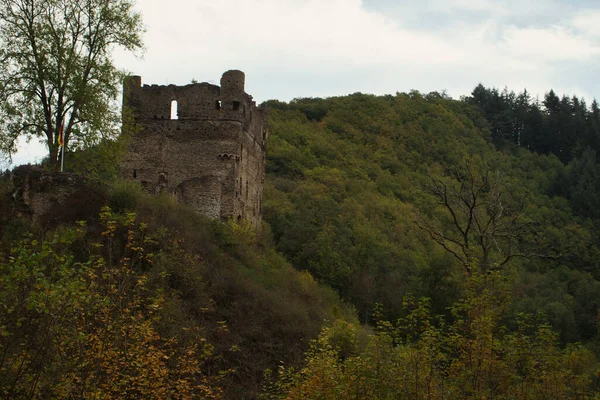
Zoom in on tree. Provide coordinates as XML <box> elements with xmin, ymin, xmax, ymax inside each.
<box><xmin>0</xmin><ymin>0</ymin><xmax>144</xmax><ymax>168</ymax></box>
<box><xmin>521</xmin><ymin>99</ymin><xmax>544</xmax><ymax>152</ymax></box>
<box><xmin>469</xmin><ymin>84</ymin><xmax>519</xmax><ymax>148</ymax></box>
<box><xmin>415</xmin><ymin>161</ymin><xmax>533</xmax><ymax>275</ymax></box>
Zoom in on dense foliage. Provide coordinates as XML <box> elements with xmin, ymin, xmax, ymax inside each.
<box><xmin>0</xmin><ymin>179</ymin><xmax>348</xmax><ymax>398</ymax></box>
<box><xmin>468</xmin><ymin>85</ymin><xmax>600</xmax><ymax>222</ymax></box>
<box><xmin>263</xmin><ymin>91</ymin><xmax>600</xmax><ymax>346</ymax></box>
<box><xmin>263</xmin><ymin>272</ymin><xmax>597</xmax><ymax>399</ymax></box>
<box><xmin>261</xmin><ymin>90</ymin><xmax>600</xmax><ymax>398</ymax></box>
<box><xmin>467</xmin><ymin>85</ymin><xmax>600</xmax><ymax>164</ymax></box>
<box><xmin>4</xmin><ymin>83</ymin><xmax>600</xmax><ymax>398</ymax></box>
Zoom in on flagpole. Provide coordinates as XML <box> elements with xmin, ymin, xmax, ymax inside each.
<box><xmin>58</xmin><ymin>122</ymin><xmax>64</xmax><ymax>172</ymax></box>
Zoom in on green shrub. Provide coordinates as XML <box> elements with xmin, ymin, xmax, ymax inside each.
<box><xmin>107</xmin><ymin>179</ymin><xmax>142</xmax><ymax>212</ymax></box>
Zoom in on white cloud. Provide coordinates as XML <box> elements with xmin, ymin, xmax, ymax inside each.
<box><xmin>119</xmin><ymin>0</ymin><xmax>600</xmax><ymax>88</ymax></box>
<box><xmin>11</xmin><ymin>0</ymin><xmax>600</xmax><ymax>166</ymax></box>
<box><xmin>107</xmin><ymin>0</ymin><xmax>600</xmax><ymax>113</ymax></box>
<box><xmin>498</xmin><ymin>25</ymin><xmax>600</xmax><ymax>62</ymax></box>
<box><xmin>570</xmin><ymin>10</ymin><xmax>600</xmax><ymax>39</ymax></box>
<box><xmin>427</xmin><ymin>0</ymin><xmax>509</xmax><ymax>14</ymax></box>
<box><xmin>123</xmin><ymin>0</ymin><xmax>464</xmax><ymax>74</ymax></box>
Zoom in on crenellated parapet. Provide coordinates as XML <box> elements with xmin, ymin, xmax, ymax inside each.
<box><xmin>123</xmin><ymin>70</ymin><xmax>266</xmax><ymax>136</ymax></box>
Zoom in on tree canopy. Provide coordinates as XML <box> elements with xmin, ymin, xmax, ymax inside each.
<box><xmin>263</xmin><ymin>91</ymin><xmax>600</xmax><ymax>344</ymax></box>
<box><xmin>0</xmin><ymin>0</ymin><xmax>144</xmax><ymax>168</ymax></box>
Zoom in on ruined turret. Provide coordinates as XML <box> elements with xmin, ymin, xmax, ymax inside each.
<box><xmin>121</xmin><ymin>70</ymin><xmax>268</xmax><ymax>229</ymax></box>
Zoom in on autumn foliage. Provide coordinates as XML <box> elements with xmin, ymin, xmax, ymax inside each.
<box><xmin>263</xmin><ymin>270</ymin><xmax>598</xmax><ymax>399</ymax></box>
<box><xmin>0</xmin><ymin>207</ymin><xmax>220</xmax><ymax>398</ymax></box>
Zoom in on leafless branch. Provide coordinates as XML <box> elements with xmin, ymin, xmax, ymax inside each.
<box><xmin>415</xmin><ymin>164</ymin><xmax>542</xmax><ymax>275</ymax></box>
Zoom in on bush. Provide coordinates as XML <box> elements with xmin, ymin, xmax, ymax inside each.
<box><xmin>107</xmin><ymin>179</ymin><xmax>142</xmax><ymax>212</ymax></box>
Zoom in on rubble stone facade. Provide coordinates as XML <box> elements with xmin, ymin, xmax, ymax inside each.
<box><xmin>121</xmin><ymin>70</ymin><xmax>268</xmax><ymax>229</ymax></box>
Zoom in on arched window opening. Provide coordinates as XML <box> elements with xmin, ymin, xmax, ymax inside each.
<box><xmin>232</xmin><ymin>101</ymin><xmax>240</xmax><ymax>111</ymax></box>
<box><xmin>170</xmin><ymin>100</ymin><xmax>178</xmax><ymax>119</ymax></box>
<box><xmin>158</xmin><ymin>172</ymin><xmax>168</xmax><ymax>185</ymax></box>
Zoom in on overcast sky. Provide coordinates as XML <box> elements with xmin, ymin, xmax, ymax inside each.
<box><xmin>115</xmin><ymin>0</ymin><xmax>600</xmax><ymax>102</ymax></box>
<box><xmin>8</xmin><ymin>0</ymin><xmax>600</xmax><ymax>167</ymax></box>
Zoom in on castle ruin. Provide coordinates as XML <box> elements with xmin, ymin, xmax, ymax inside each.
<box><xmin>121</xmin><ymin>70</ymin><xmax>267</xmax><ymax>229</ymax></box>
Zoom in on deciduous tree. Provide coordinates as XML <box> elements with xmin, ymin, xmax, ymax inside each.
<box><xmin>415</xmin><ymin>161</ymin><xmax>533</xmax><ymax>275</ymax></box>
<box><xmin>0</xmin><ymin>0</ymin><xmax>144</xmax><ymax>168</ymax></box>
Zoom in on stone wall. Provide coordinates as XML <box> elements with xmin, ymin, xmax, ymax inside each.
<box><xmin>121</xmin><ymin>70</ymin><xmax>267</xmax><ymax>229</ymax></box>
<box><xmin>7</xmin><ymin>165</ymin><xmax>105</xmax><ymax>227</ymax></box>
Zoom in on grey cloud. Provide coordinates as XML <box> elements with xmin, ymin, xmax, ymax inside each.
<box><xmin>363</xmin><ymin>0</ymin><xmax>598</xmax><ymax>30</ymax></box>
<box><xmin>112</xmin><ymin>0</ymin><xmax>600</xmax><ymax>106</ymax></box>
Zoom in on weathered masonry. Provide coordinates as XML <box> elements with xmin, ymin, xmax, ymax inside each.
<box><xmin>121</xmin><ymin>70</ymin><xmax>268</xmax><ymax>229</ymax></box>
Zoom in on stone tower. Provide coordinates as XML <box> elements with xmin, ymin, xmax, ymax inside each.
<box><xmin>121</xmin><ymin>70</ymin><xmax>268</xmax><ymax>229</ymax></box>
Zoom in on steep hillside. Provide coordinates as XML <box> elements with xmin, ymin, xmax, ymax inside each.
<box><xmin>260</xmin><ymin>92</ymin><xmax>600</xmax><ymax>398</ymax></box>
<box><xmin>0</xmin><ymin>169</ymin><xmax>351</xmax><ymax>399</ymax></box>
<box><xmin>264</xmin><ymin>92</ymin><xmax>600</xmax><ymax>345</ymax></box>
<box><xmin>3</xmin><ymin>89</ymin><xmax>600</xmax><ymax>399</ymax></box>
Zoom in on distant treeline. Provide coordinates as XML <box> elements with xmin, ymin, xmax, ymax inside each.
<box><xmin>467</xmin><ymin>84</ymin><xmax>600</xmax><ymax>163</ymax></box>
<box><xmin>467</xmin><ymin>85</ymin><xmax>600</xmax><ymax>221</ymax></box>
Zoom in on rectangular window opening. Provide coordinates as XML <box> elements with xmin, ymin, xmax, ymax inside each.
<box><xmin>170</xmin><ymin>100</ymin><xmax>178</xmax><ymax>119</ymax></box>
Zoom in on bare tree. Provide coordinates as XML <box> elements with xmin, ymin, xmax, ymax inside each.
<box><xmin>415</xmin><ymin>162</ymin><xmax>537</xmax><ymax>275</ymax></box>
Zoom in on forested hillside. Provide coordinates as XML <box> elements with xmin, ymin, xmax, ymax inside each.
<box><xmin>3</xmin><ymin>87</ymin><xmax>600</xmax><ymax>399</ymax></box>
<box><xmin>469</xmin><ymin>85</ymin><xmax>600</xmax><ymax>220</ymax></box>
<box><xmin>260</xmin><ymin>90</ymin><xmax>600</xmax><ymax>397</ymax></box>
<box><xmin>264</xmin><ymin>91</ymin><xmax>600</xmax><ymax>342</ymax></box>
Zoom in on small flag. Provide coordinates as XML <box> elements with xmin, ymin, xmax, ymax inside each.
<box><xmin>58</xmin><ymin>123</ymin><xmax>64</xmax><ymax>147</ymax></box>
